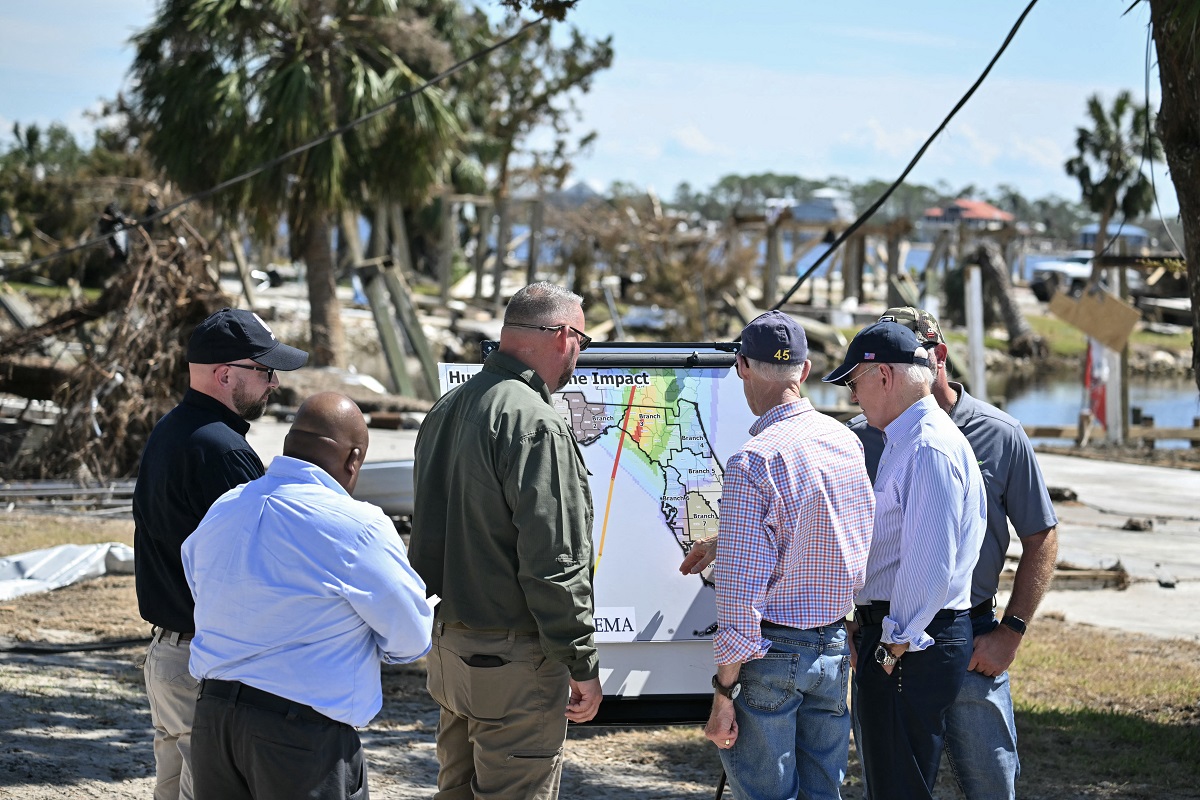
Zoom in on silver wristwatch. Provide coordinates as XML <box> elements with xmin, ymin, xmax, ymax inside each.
<box><xmin>874</xmin><ymin>644</ymin><xmax>900</xmax><ymax>667</ymax></box>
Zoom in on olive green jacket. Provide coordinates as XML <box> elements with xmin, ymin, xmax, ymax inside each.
<box><xmin>409</xmin><ymin>351</ymin><xmax>598</xmax><ymax>681</ymax></box>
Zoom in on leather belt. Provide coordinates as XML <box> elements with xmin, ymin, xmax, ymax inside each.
<box><xmin>198</xmin><ymin>679</ymin><xmax>332</xmax><ymax>724</ymax></box>
<box><xmin>854</xmin><ymin>602</ymin><xmax>966</xmax><ymax>627</ymax></box>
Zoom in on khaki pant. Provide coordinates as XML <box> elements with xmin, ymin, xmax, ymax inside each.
<box><xmin>144</xmin><ymin>628</ymin><xmax>198</xmax><ymax>800</ymax></box>
<box><xmin>426</xmin><ymin>622</ymin><xmax>570</xmax><ymax>800</ymax></box>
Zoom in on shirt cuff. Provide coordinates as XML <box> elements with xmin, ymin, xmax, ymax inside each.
<box><xmin>565</xmin><ymin>650</ymin><xmax>600</xmax><ymax>682</ymax></box>
<box><xmin>881</xmin><ymin>616</ymin><xmax>933</xmax><ymax>652</ymax></box>
<box><xmin>713</xmin><ymin>629</ymin><xmax>768</xmax><ymax>665</ymax></box>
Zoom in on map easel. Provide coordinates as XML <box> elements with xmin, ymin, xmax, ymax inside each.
<box><xmin>459</xmin><ymin>341</ymin><xmax>748</xmax><ymax>726</ymax></box>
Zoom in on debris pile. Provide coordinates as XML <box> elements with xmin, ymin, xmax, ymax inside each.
<box><xmin>1</xmin><ymin>223</ymin><xmax>226</xmax><ymax>480</ymax></box>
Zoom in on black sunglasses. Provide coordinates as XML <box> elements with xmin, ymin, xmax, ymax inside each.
<box><xmin>224</xmin><ymin>363</ymin><xmax>275</xmax><ymax>381</ymax></box>
<box><xmin>505</xmin><ymin>323</ymin><xmax>592</xmax><ymax>351</ymax></box>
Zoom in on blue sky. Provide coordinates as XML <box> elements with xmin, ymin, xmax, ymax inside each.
<box><xmin>0</xmin><ymin>0</ymin><xmax>1180</xmax><ymax>216</ymax></box>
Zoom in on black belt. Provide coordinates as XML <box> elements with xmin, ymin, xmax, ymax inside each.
<box><xmin>854</xmin><ymin>602</ymin><xmax>967</xmax><ymax>627</ymax></box>
<box><xmin>969</xmin><ymin>598</ymin><xmax>996</xmax><ymax>620</ymax></box>
<box><xmin>153</xmin><ymin>626</ymin><xmax>193</xmax><ymax>643</ymax></box>
<box><xmin>198</xmin><ymin>679</ymin><xmax>332</xmax><ymax>724</ymax></box>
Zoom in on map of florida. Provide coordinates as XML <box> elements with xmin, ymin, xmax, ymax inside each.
<box><xmin>558</xmin><ymin>377</ymin><xmax>724</xmax><ymax>559</ymax></box>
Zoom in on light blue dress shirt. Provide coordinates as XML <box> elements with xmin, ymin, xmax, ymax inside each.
<box><xmin>857</xmin><ymin>395</ymin><xmax>987</xmax><ymax>651</ymax></box>
<box><xmin>183</xmin><ymin>456</ymin><xmax>433</xmax><ymax>727</ymax></box>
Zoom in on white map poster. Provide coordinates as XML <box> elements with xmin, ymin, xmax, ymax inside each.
<box><xmin>439</xmin><ymin>359</ymin><xmax>758</xmax><ymax>697</ymax></box>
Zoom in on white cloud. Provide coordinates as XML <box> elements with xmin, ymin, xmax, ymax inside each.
<box><xmin>669</xmin><ymin>124</ymin><xmax>724</xmax><ymax>156</ymax></box>
<box><xmin>1007</xmin><ymin>135</ymin><xmax>1067</xmax><ymax>173</ymax></box>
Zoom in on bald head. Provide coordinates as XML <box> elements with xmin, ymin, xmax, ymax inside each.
<box><xmin>284</xmin><ymin>392</ymin><xmax>369</xmax><ymax>492</ymax></box>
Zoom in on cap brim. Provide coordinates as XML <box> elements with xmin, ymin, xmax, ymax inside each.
<box><xmin>821</xmin><ymin>359</ymin><xmax>858</xmax><ymax>386</ymax></box>
<box><xmin>256</xmin><ymin>342</ymin><xmax>309</xmax><ymax>371</ymax></box>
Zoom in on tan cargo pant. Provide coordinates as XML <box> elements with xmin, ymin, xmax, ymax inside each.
<box><xmin>144</xmin><ymin>628</ymin><xmax>198</xmax><ymax>800</ymax></box>
<box><xmin>426</xmin><ymin>621</ymin><xmax>570</xmax><ymax>800</ymax></box>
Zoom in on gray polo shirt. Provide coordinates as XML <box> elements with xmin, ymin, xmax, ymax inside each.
<box><xmin>848</xmin><ymin>382</ymin><xmax>1057</xmax><ymax>606</ymax></box>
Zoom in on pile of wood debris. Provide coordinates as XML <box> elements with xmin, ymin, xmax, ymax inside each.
<box><xmin>1</xmin><ymin>222</ymin><xmax>226</xmax><ymax>481</ymax></box>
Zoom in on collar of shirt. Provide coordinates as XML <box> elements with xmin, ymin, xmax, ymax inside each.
<box><xmin>883</xmin><ymin>393</ymin><xmax>941</xmax><ymax>446</ymax></box>
<box><xmin>483</xmin><ymin>350</ymin><xmax>553</xmax><ymax>404</ymax></box>
<box><xmin>748</xmin><ymin>397</ymin><xmax>814</xmax><ymax>437</ymax></box>
<box><xmin>946</xmin><ymin>381</ymin><xmax>976</xmax><ymax>426</ymax></box>
<box><xmin>182</xmin><ymin>387</ymin><xmax>251</xmax><ymax>436</ymax></box>
<box><xmin>265</xmin><ymin>455</ymin><xmax>350</xmax><ymax>497</ymax></box>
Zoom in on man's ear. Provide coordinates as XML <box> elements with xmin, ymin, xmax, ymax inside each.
<box><xmin>933</xmin><ymin>343</ymin><xmax>949</xmax><ymax>367</ymax></box>
<box><xmin>799</xmin><ymin>360</ymin><xmax>812</xmax><ymax>384</ymax></box>
<box><xmin>342</xmin><ymin>447</ymin><xmax>363</xmax><ymax>483</ymax></box>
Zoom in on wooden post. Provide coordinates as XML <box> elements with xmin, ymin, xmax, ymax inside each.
<box><xmin>1193</xmin><ymin>417</ymin><xmax>1200</xmax><ymax>449</ymax></box>
<box><xmin>492</xmin><ymin>195</ymin><xmax>509</xmax><ymax>316</ymax></box>
<box><xmin>388</xmin><ymin>204</ymin><xmax>414</xmax><ymax>276</ymax></box>
<box><xmin>886</xmin><ymin>228</ymin><xmax>905</xmax><ymax>308</ymax></box>
<box><xmin>843</xmin><ymin>233</ymin><xmax>865</xmax><ymax>304</ymax></box>
<box><xmin>965</xmin><ymin>265</ymin><xmax>987</xmax><ymax>401</ymax></box>
<box><xmin>763</xmin><ymin>221</ymin><xmax>781</xmax><ymax>308</ymax></box>
<box><xmin>358</xmin><ymin>263</ymin><xmax>414</xmax><ymax>396</ymax></box>
<box><xmin>474</xmin><ymin>202</ymin><xmax>492</xmax><ymax>301</ymax></box>
<box><xmin>526</xmin><ymin>199</ymin><xmax>543</xmax><ymax>285</ymax></box>
<box><xmin>382</xmin><ymin>266</ymin><xmax>440</xmax><ymax>398</ymax></box>
<box><xmin>439</xmin><ymin>193</ymin><xmax>455</xmax><ymax>303</ymax></box>
<box><xmin>225</xmin><ymin>228</ymin><xmax>257</xmax><ymax>308</ymax></box>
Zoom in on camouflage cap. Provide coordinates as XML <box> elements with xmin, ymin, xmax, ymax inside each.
<box><xmin>878</xmin><ymin>306</ymin><xmax>944</xmax><ymax>347</ymax></box>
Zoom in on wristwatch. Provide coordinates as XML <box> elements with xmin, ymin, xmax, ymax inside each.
<box><xmin>1000</xmin><ymin>614</ymin><xmax>1027</xmax><ymax>636</ymax></box>
<box><xmin>874</xmin><ymin>644</ymin><xmax>900</xmax><ymax>667</ymax></box>
<box><xmin>712</xmin><ymin>674</ymin><xmax>741</xmax><ymax>699</ymax></box>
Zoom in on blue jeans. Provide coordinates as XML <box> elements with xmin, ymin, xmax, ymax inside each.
<box><xmin>943</xmin><ymin>617</ymin><xmax>1019</xmax><ymax>800</ymax></box>
<box><xmin>719</xmin><ymin>622</ymin><xmax>850</xmax><ymax>800</ymax></box>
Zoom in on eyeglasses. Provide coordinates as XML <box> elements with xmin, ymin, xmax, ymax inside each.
<box><xmin>845</xmin><ymin>363</ymin><xmax>882</xmax><ymax>394</ymax></box>
<box><xmin>224</xmin><ymin>363</ymin><xmax>275</xmax><ymax>382</ymax></box>
<box><xmin>505</xmin><ymin>323</ymin><xmax>592</xmax><ymax>351</ymax></box>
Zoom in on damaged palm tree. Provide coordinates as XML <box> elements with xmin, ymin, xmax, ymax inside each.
<box><xmin>1</xmin><ymin>219</ymin><xmax>226</xmax><ymax>480</ymax></box>
<box><xmin>943</xmin><ymin>240</ymin><xmax>1047</xmax><ymax>359</ymax></box>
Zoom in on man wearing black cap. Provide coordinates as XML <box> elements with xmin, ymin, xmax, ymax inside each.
<box><xmin>822</xmin><ymin>321</ymin><xmax>986</xmax><ymax>800</ymax></box>
<box><xmin>701</xmin><ymin>311</ymin><xmax>874</xmax><ymax>800</ymax></box>
<box><xmin>851</xmin><ymin>308</ymin><xmax>1057</xmax><ymax>800</ymax></box>
<box><xmin>133</xmin><ymin>307</ymin><xmax>308</xmax><ymax>800</ymax></box>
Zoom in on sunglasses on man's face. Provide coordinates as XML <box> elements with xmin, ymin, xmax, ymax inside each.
<box><xmin>224</xmin><ymin>363</ymin><xmax>276</xmax><ymax>382</ymax></box>
<box><xmin>845</xmin><ymin>363</ymin><xmax>882</xmax><ymax>394</ymax></box>
<box><xmin>505</xmin><ymin>323</ymin><xmax>592</xmax><ymax>351</ymax></box>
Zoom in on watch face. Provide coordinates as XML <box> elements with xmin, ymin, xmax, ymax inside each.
<box><xmin>730</xmin><ymin>682</ymin><xmax>741</xmax><ymax>700</ymax></box>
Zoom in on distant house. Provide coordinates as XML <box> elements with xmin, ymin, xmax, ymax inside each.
<box><xmin>1078</xmin><ymin>222</ymin><xmax>1149</xmax><ymax>253</ymax></box>
<box><xmin>922</xmin><ymin>198</ymin><xmax>1014</xmax><ymax>230</ymax></box>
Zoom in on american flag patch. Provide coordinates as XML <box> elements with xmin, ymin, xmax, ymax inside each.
<box><xmin>864</xmin><ymin>353</ymin><xmax>876</xmax><ymax>359</ymax></box>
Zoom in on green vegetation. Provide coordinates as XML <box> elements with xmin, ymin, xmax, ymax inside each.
<box><xmin>1011</xmin><ymin>618</ymin><xmax>1200</xmax><ymax>790</ymax></box>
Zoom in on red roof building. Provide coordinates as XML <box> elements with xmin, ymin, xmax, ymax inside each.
<box><xmin>922</xmin><ymin>199</ymin><xmax>1015</xmax><ymax>228</ymax></box>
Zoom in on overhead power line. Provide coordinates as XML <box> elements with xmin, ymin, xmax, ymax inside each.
<box><xmin>771</xmin><ymin>0</ymin><xmax>1040</xmax><ymax>311</ymax></box>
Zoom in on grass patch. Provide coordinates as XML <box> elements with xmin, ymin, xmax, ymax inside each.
<box><xmin>1010</xmin><ymin>616</ymin><xmax>1200</xmax><ymax>794</ymax></box>
<box><xmin>2</xmin><ymin>281</ymin><xmax>102</xmax><ymax>302</ymax></box>
<box><xmin>1130</xmin><ymin>326</ymin><xmax>1194</xmax><ymax>350</ymax></box>
<box><xmin>0</xmin><ymin>513</ymin><xmax>133</xmax><ymax>555</ymax></box>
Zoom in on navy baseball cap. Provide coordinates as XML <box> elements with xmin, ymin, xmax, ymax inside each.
<box><xmin>738</xmin><ymin>311</ymin><xmax>808</xmax><ymax>364</ymax></box>
<box><xmin>822</xmin><ymin>320</ymin><xmax>930</xmax><ymax>385</ymax></box>
<box><xmin>186</xmin><ymin>308</ymin><xmax>309</xmax><ymax>370</ymax></box>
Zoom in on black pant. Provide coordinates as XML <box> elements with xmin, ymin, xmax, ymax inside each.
<box><xmin>855</xmin><ymin>613</ymin><xmax>971</xmax><ymax>800</ymax></box>
<box><xmin>192</xmin><ymin>680</ymin><xmax>368</xmax><ymax>800</ymax></box>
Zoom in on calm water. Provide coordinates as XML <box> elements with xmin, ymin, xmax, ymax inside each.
<box><xmin>807</xmin><ymin>375</ymin><xmax>1200</xmax><ymax>448</ymax></box>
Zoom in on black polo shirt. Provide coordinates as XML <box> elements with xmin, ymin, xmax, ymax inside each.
<box><xmin>133</xmin><ymin>388</ymin><xmax>265</xmax><ymax>632</ymax></box>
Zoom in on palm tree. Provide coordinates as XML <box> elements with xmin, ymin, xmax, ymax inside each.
<box><xmin>129</xmin><ymin>0</ymin><xmax>459</xmax><ymax>367</ymax></box>
<box><xmin>1064</xmin><ymin>91</ymin><xmax>1159</xmax><ymax>270</ymax></box>
<box><xmin>1147</xmin><ymin>0</ymin><xmax>1200</xmax><ymax>392</ymax></box>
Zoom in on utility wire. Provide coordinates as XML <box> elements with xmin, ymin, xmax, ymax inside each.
<box><xmin>771</xmin><ymin>0</ymin><xmax>1040</xmax><ymax>311</ymax></box>
<box><xmin>1</xmin><ymin>16</ymin><xmax>545</xmax><ymax>282</ymax></box>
